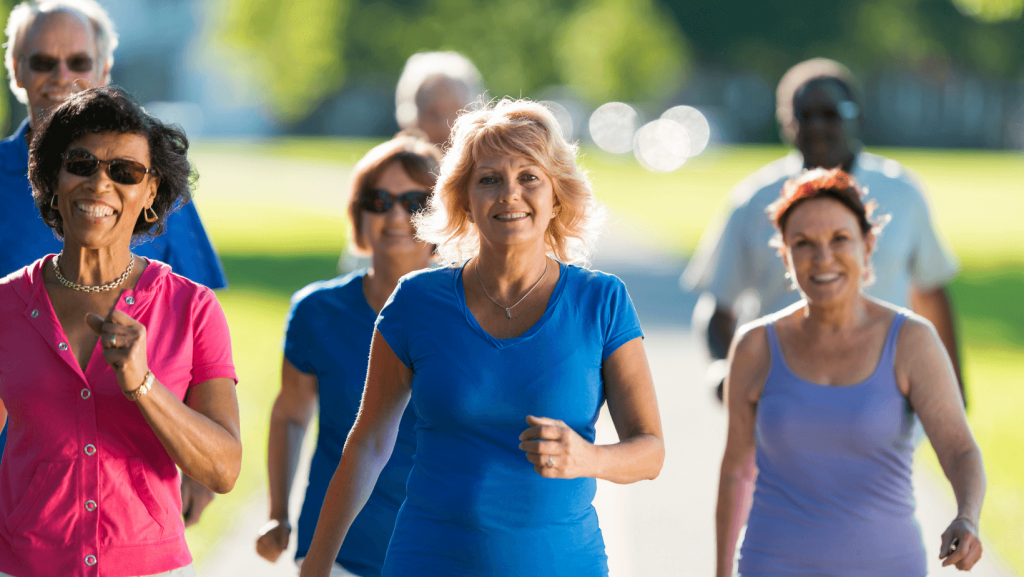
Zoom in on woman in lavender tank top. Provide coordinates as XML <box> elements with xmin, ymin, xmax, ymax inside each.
<box><xmin>716</xmin><ymin>168</ymin><xmax>986</xmax><ymax>576</ymax></box>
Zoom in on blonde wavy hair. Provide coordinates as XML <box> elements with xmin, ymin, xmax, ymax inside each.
<box><xmin>414</xmin><ymin>98</ymin><xmax>606</xmax><ymax>266</ymax></box>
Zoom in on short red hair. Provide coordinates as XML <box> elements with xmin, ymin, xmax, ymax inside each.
<box><xmin>767</xmin><ymin>167</ymin><xmax>882</xmax><ymax>238</ymax></box>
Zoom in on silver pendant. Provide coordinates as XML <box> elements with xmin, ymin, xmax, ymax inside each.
<box><xmin>506</xmin><ymin>308</ymin><xmax>512</xmax><ymax>319</ymax></box>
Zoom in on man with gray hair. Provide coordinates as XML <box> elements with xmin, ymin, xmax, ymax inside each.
<box><xmin>0</xmin><ymin>0</ymin><xmax>224</xmax><ymax>526</ymax></box>
<box><xmin>395</xmin><ymin>51</ymin><xmax>485</xmax><ymax>147</ymax></box>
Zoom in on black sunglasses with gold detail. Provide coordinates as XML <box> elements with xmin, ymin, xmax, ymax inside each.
<box><xmin>62</xmin><ymin>149</ymin><xmax>155</xmax><ymax>185</ymax></box>
<box><xmin>27</xmin><ymin>53</ymin><xmax>94</xmax><ymax>73</ymax></box>
<box><xmin>360</xmin><ymin>189</ymin><xmax>430</xmax><ymax>214</ymax></box>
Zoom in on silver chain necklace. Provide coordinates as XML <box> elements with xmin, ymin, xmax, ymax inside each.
<box><xmin>53</xmin><ymin>251</ymin><xmax>135</xmax><ymax>293</ymax></box>
<box><xmin>475</xmin><ymin>259</ymin><xmax>549</xmax><ymax>319</ymax></box>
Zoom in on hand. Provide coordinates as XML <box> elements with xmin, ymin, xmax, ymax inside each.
<box><xmin>180</xmin><ymin>474</ymin><xmax>216</xmax><ymax>527</ymax></box>
<box><xmin>86</xmin><ymin>310</ymin><xmax>150</xmax><ymax>394</ymax></box>
<box><xmin>256</xmin><ymin>518</ymin><xmax>291</xmax><ymax>563</ymax></box>
<box><xmin>518</xmin><ymin>415</ymin><xmax>596</xmax><ymax>479</ymax></box>
<box><xmin>939</xmin><ymin>516</ymin><xmax>983</xmax><ymax>570</ymax></box>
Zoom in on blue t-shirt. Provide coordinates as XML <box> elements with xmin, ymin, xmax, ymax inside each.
<box><xmin>374</xmin><ymin>262</ymin><xmax>643</xmax><ymax>576</ymax></box>
<box><xmin>0</xmin><ymin>119</ymin><xmax>227</xmax><ymax>474</ymax></box>
<box><xmin>284</xmin><ymin>271</ymin><xmax>417</xmax><ymax>576</ymax></box>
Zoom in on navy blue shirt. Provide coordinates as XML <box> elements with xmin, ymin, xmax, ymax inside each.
<box><xmin>375</xmin><ymin>263</ymin><xmax>643</xmax><ymax>576</ymax></box>
<box><xmin>284</xmin><ymin>270</ymin><xmax>417</xmax><ymax>576</ymax></box>
<box><xmin>0</xmin><ymin>119</ymin><xmax>227</xmax><ymax>463</ymax></box>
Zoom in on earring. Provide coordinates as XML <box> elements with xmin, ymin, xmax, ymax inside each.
<box><xmin>784</xmin><ymin>271</ymin><xmax>797</xmax><ymax>291</ymax></box>
<box><xmin>50</xmin><ymin>194</ymin><xmax>58</xmax><ymax>209</ymax></box>
<box><xmin>144</xmin><ymin>207</ymin><xmax>158</xmax><ymax>223</ymax></box>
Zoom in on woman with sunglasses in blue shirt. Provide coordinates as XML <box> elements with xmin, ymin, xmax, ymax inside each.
<box><xmin>256</xmin><ymin>133</ymin><xmax>441</xmax><ymax>577</ymax></box>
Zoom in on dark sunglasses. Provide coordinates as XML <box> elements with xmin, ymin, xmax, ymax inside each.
<box><xmin>62</xmin><ymin>149</ymin><xmax>155</xmax><ymax>185</ymax></box>
<box><xmin>360</xmin><ymin>189</ymin><xmax>430</xmax><ymax>214</ymax></box>
<box><xmin>27</xmin><ymin>54</ymin><xmax>94</xmax><ymax>73</ymax></box>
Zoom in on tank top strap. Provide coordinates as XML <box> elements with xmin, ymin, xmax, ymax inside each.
<box><xmin>764</xmin><ymin>321</ymin><xmax>785</xmax><ymax>365</ymax></box>
<box><xmin>879</xmin><ymin>311</ymin><xmax>909</xmax><ymax>370</ymax></box>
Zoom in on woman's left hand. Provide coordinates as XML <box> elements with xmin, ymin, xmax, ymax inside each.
<box><xmin>86</xmin><ymin>310</ymin><xmax>150</xmax><ymax>395</ymax></box>
<box><xmin>519</xmin><ymin>415</ymin><xmax>597</xmax><ymax>478</ymax></box>
<box><xmin>939</xmin><ymin>517</ymin><xmax>983</xmax><ymax>570</ymax></box>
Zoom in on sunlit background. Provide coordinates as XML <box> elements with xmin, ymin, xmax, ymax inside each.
<box><xmin>3</xmin><ymin>0</ymin><xmax>1022</xmax><ymax>574</ymax></box>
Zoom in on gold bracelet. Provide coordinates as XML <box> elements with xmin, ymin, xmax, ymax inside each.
<box><xmin>125</xmin><ymin>370</ymin><xmax>155</xmax><ymax>402</ymax></box>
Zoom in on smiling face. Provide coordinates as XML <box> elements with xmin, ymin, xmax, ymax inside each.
<box><xmin>360</xmin><ymin>161</ymin><xmax>434</xmax><ymax>260</ymax></box>
<box><xmin>55</xmin><ymin>131</ymin><xmax>157</xmax><ymax>249</ymax></box>
<box><xmin>467</xmin><ymin>154</ymin><xmax>557</xmax><ymax>254</ymax></box>
<box><xmin>14</xmin><ymin>10</ymin><xmax>107</xmax><ymax>127</ymax></box>
<box><xmin>793</xmin><ymin>79</ymin><xmax>857</xmax><ymax>169</ymax></box>
<box><xmin>781</xmin><ymin>197</ymin><xmax>874</xmax><ymax>305</ymax></box>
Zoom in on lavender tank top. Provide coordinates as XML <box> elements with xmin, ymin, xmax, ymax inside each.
<box><xmin>739</xmin><ymin>312</ymin><xmax>926</xmax><ymax>576</ymax></box>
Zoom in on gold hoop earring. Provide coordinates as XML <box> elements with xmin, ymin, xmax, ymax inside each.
<box><xmin>144</xmin><ymin>207</ymin><xmax>158</xmax><ymax>223</ymax></box>
<box><xmin>50</xmin><ymin>194</ymin><xmax>59</xmax><ymax>209</ymax></box>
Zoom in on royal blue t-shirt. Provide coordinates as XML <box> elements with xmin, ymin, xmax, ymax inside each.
<box><xmin>374</xmin><ymin>262</ymin><xmax>643</xmax><ymax>576</ymax></box>
<box><xmin>0</xmin><ymin>119</ymin><xmax>227</xmax><ymax>471</ymax></box>
<box><xmin>284</xmin><ymin>270</ymin><xmax>417</xmax><ymax>576</ymax></box>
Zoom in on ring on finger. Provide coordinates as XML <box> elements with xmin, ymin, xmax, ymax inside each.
<box><xmin>107</xmin><ymin>334</ymin><xmax>117</xmax><ymax>348</ymax></box>
<box><xmin>545</xmin><ymin>455</ymin><xmax>554</xmax><ymax>468</ymax></box>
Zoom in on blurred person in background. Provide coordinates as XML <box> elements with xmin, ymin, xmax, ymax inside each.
<box><xmin>394</xmin><ymin>51</ymin><xmax>485</xmax><ymax>148</ymax></box>
<box><xmin>0</xmin><ymin>86</ymin><xmax>241</xmax><ymax>577</ymax></box>
<box><xmin>682</xmin><ymin>58</ymin><xmax>963</xmax><ymax>405</ymax></box>
<box><xmin>0</xmin><ymin>0</ymin><xmax>226</xmax><ymax>524</ymax></box>
<box><xmin>716</xmin><ymin>168</ymin><xmax>984</xmax><ymax>576</ymax></box>
<box><xmin>300</xmin><ymin>100</ymin><xmax>664</xmax><ymax>577</ymax></box>
<box><xmin>255</xmin><ymin>133</ymin><xmax>441</xmax><ymax>576</ymax></box>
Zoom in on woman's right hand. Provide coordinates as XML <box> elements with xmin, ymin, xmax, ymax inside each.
<box><xmin>256</xmin><ymin>518</ymin><xmax>291</xmax><ymax>562</ymax></box>
<box><xmin>939</xmin><ymin>517</ymin><xmax>983</xmax><ymax>570</ymax></box>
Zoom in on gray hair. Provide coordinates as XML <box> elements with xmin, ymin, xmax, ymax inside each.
<box><xmin>4</xmin><ymin>0</ymin><xmax>118</xmax><ymax>104</ymax></box>
<box><xmin>776</xmin><ymin>58</ymin><xmax>862</xmax><ymax>144</ymax></box>
<box><xmin>395</xmin><ymin>51</ymin><xmax>485</xmax><ymax>128</ymax></box>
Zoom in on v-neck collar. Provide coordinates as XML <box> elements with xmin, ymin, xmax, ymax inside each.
<box><xmin>454</xmin><ymin>260</ymin><xmax>568</xmax><ymax>350</ymax></box>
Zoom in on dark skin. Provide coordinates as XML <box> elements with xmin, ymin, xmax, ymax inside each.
<box><xmin>698</xmin><ymin>77</ymin><xmax>965</xmax><ymax>405</ymax></box>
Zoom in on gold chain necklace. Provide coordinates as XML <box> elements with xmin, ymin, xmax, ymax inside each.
<box><xmin>475</xmin><ymin>258</ymin><xmax>549</xmax><ymax>319</ymax></box>
<box><xmin>53</xmin><ymin>251</ymin><xmax>135</xmax><ymax>293</ymax></box>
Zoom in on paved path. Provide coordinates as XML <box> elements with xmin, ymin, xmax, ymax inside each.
<box><xmin>196</xmin><ymin>223</ymin><xmax>1015</xmax><ymax>576</ymax></box>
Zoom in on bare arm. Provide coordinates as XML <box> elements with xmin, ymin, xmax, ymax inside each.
<box><xmin>900</xmin><ymin>317</ymin><xmax>986</xmax><ymax>570</ymax></box>
<box><xmin>300</xmin><ymin>331</ymin><xmax>412</xmax><ymax>577</ymax></box>
<box><xmin>520</xmin><ymin>337</ymin><xmax>665</xmax><ymax>484</ymax></box>
<box><xmin>716</xmin><ymin>325</ymin><xmax>769</xmax><ymax>577</ymax></box>
<box><xmin>910</xmin><ymin>286</ymin><xmax>965</xmax><ymax>405</ymax></box>
<box><xmin>257</xmin><ymin>358</ymin><xmax>319</xmax><ymax>562</ymax></box>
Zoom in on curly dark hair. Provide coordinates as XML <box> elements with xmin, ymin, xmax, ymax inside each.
<box><xmin>29</xmin><ymin>85</ymin><xmax>197</xmax><ymax>238</ymax></box>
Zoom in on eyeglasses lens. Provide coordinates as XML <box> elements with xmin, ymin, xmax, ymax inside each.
<box><xmin>362</xmin><ymin>190</ymin><xmax>429</xmax><ymax>214</ymax></box>
<box><xmin>28</xmin><ymin>54</ymin><xmax>93</xmax><ymax>73</ymax></box>
<box><xmin>63</xmin><ymin>150</ymin><xmax>148</xmax><ymax>185</ymax></box>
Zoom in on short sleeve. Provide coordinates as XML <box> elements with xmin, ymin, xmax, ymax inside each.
<box><xmin>151</xmin><ymin>202</ymin><xmax>228</xmax><ymax>290</ymax></box>
<box><xmin>189</xmin><ymin>287</ymin><xmax>237</xmax><ymax>386</ymax></box>
<box><xmin>282</xmin><ymin>291</ymin><xmax>316</xmax><ymax>374</ymax></box>
<box><xmin>602</xmin><ymin>276</ymin><xmax>644</xmax><ymax>361</ymax></box>
<box><xmin>906</xmin><ymin>183</ymin><xmax>960</xmax><ymax>290</ymax></box>
<box><xmin>374</xmin><ymin>278</ymin><xmax>413</xmax><ymax>369</ymax></box>
<box><xmin>680</xmin><ymin>199</ymin><xmax>753</xmax><ymax>309</ymax></box>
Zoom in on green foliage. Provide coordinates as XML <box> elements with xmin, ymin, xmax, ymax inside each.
<box><xmin>556</xmin><ymin>0</ymin><xmax>690</xmax><ymax>104</ymax></box>
<box><xmin>220</xmin><ymin>0</ymin><xmax>351</xmax><ymax>122</ymax></box>
<box><xmin>951</xmin><ymin>0</ymin><xmax>1024</xmax><ymax>22</ymax></box>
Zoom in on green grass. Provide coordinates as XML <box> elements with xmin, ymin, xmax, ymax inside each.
<box><xmin>184</xmin><ymin>138</ymin><xmax>1024</xmax><ymax>572</ymax></box>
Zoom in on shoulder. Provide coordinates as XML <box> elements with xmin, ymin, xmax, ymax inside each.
<box><xmin>0</xmin><ymin>263</ymin><xmax>34</xmax><ymax>311</ymax></box>
<box><xmin>730</xmin><ymin>154</ymin><xmax>801</xmax><ymax>207</ymax></box>
<box><xmin>732</xmin><ymin>317</ymin><xmax>772</xmax><ymax>363</ymax></box>
<box><xmin>144</xmin><ymin>260</ymin><xmax>220</xmax><ymax>312</ymax></box>
<box><xmin>855</xmin><ymin>151</ymin><xmax>928</xmax><ymax>199</ymax></box>
<box><xmin>564</xmin><ymin>265</ymin><xmax>630</xmax><ymax>303</ymax></box>
<box><xmin>290</xmin><ymin>270</ymin><xmax>365</xmax><ymax>309</ymax></box>
<box><xmin>395</xmin><ymin>265</ymin><xmax>454</xmax><ymax>293</ymax></box>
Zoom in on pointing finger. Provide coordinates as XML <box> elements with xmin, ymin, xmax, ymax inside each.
<box><xmin>85</xmin><ymin>313</ymin><xmax>106</xmax><ymax>335</ymax></box>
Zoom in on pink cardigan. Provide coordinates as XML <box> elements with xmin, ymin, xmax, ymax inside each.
<box><xmin>0</xmin><ymin>257</ymin><xmax>236</xmax><ymax>576</ymax></box>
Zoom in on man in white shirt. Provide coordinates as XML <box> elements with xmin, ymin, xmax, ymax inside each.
<box><xmin>684</xmin><ymin>58</ymin><xmax>964</xmax><ymax>402</ymax></box>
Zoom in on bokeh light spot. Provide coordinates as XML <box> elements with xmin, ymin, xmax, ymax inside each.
<box><xmin>661</xmin><ymin>105</ymin><xmax>710</xmax><ymax>156</ymax></box>
<box><xmin>634</xmin><ymin>119</ymin><xmax>690</xmax><ymax>173</ymax></box>
<box><xmin>589</xmin><ymin>102</ymin><xmax>639</xmax><ymax>154</ymax></box>
<box><xmin>541</xmin><ymin>100</ymin><xmax>575</xmax><ymax>141</ymax></box>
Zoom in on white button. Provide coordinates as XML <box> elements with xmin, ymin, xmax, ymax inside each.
<box><xmin>30</xmin><ymin>309</ymin><xmax>39</xmax><ymax>318</ymax></box>
<box><xmin>84</xmin><ymin>554</ymin><xmax>97</xmax><ymax>566</ymax></box>
<box><xmin>125</xmin><ymin>296</ymin><xmax>135</xmax><ymax>305</ymax></box>
<box><xmin>84</xmin><ymin>444</ymin><xmax>96</xmax><ymax>456</ymax></box>
<box><xmin>58</xmin><ymin>342</ymin><xmax>68</xmax><ymax>351</ymax></box>
<box><xmin>85</xmin><ymin>500</ymin><xmax>97</xmax><ymax>512</ymax></box>
<box><xmin>81</xmin><ymin>388</ymin><xmax>91</xmax><ymax>400</ymax></box>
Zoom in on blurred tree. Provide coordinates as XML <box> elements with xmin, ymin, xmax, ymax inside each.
<box><xmin>556</xmin><ymin>0</ymin><xmax>691</xmax><ymax>104</ymax></box>
<box><xmin>220</xmin><ymin>0</ymin><xmax>351</xmax><ymax>122</ymax></box>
